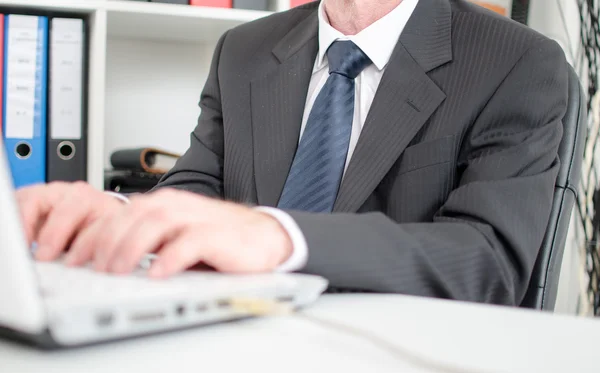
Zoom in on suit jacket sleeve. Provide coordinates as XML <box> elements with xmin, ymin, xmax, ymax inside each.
<box><xmin>287</xmin><ymin>39</ymin><xmax>569</xmax><ymax>305</ymax></box>
<box><xmin>151</xmin><ymin>32</ymin><xmax>229</xmax><ymax>198</ymax></box>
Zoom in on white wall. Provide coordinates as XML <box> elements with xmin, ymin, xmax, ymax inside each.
<box><xmin>104</xmin><ymin>38</ymin><xmax>213</xmax><ymax>165</ymax></box>
<box><xmin>529</xmin><ymin>0</ymin><xmax>581</xmax><ymax>66</ymax></box>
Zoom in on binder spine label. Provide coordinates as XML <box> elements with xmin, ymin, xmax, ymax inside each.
<box><xmin>50</xmin><ymin>18</ymin><xmax>83</xmax><ymax>140</ymax></box>
<box><xmin>5</xmin><ymin>16</ymin><xmax>39</xmax><ymax>139</ymax></box>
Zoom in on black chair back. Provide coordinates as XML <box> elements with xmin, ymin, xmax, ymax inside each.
<box><xmin>520</xmin><ymin>65</ymin><xmax>586</xmax><ymax>310</ymax></box>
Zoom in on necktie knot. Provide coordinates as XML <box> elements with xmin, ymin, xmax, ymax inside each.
<box><xmin>326</xmin><ymin>40</ymin><xmax>372</xmax><ymax>79</ymax></box>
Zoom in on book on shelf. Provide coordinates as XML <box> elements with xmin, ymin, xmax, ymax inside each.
<box><xmin>470</xmin><ymin>0</ymin><xmax>512</xmax><ymax>15</ymax></box>
<box><xmin>290</xmin><ymin>0</ymin><xmax>315</xmax><ymax>7</ymax></box>
<box><xmin>148</xmin><ymin>0</ymin><xmax>188</xmax><ymax>4</ymax></box>
<box><xmin>135</xmin><ymin>0</ymin><xmax>270</xmax><ymax>9</ymax></box>
<box><xmin>189</xmin><ymin>0</ymin><xmax>233</xmax><ymax>8</ymax></box>
<box><xmin>232</xmin><ymin>0</ymin><xmax>269</xmax><ymax>10</ymax></box>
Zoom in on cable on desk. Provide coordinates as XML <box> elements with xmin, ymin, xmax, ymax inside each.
<box><xmin>229</xmin><ymin>298</ymin><xmax>498</xmax><ymax>373</ymax></box>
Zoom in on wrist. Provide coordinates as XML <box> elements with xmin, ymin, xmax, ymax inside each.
<box><xmin>258</xmin><ymin>212</ymin><xmax>294</xmax><ymax>267</ymax></box>
<box><xmin>254</xmin><ymin>207</ymin><xmax>308</xmax><ymax>272</ymax></box>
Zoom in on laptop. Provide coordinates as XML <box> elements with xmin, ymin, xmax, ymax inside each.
<box><xmin>0</xmin><ymin>140</ymin><xmax>327</xmax><ymax>349</ymax></box>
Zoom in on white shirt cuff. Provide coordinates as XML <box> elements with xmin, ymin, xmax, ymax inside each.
<box><xmin>105</xmin><ymin>191</ymin><xmax>130</xmax><ymax>204</ymax></box>
<box><xmin>255</xmin><ymin>207</ymin><xmax>308</xmax><ymax>273</ymax></box>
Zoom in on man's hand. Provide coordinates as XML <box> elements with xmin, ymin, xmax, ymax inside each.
<box><xmin>16</xmin><ymin>182</ymin><xmax>125</xmax><ymax>261</ymax></box>
<box><xmin>65</xmin><ymin>189</ymin><xmax>294</xmax><ymax>277</ymax></box>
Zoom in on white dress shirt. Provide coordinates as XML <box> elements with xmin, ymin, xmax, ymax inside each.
<box><xmin>262</xmin><ymin>0</ymin><xmax>420</xmax><ymax>272</ymax></box>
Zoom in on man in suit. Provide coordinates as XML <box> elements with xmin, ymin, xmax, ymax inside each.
<box><xmin>18</xmin><ymin>0</ymin><xmax>568</xmax><ymax>305</ymax></box>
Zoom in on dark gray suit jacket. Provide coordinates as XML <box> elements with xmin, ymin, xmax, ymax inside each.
<box><xmin>155</xmin><ymin>0</ymin><xmax>568</xmax><ymax>305</ymax></box>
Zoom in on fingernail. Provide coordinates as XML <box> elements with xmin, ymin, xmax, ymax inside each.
<box><xmin>149</xmin><ymin>262</ymin><xmax>164</xmax><ymax>277</ymax></box>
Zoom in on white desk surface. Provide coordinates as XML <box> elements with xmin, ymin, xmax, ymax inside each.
<box><xmin>0</xmin><ymin>294</ymin><xmax>598</xmax><ymax>373</ymax></box>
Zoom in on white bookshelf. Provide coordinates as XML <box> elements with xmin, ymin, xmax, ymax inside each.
<box><xmin>0</xmin><ymin>0</ymin><xmax>294</xmax><ymax>189</ymax></box>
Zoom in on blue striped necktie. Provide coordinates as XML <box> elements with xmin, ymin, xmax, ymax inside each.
<box><xmin>277</xmin><ymin>41</ymin><xmax>372</xmax><ymax>212</ymax></box>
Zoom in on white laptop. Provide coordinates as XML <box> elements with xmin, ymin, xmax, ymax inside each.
<box><xmin>0</xmin><ymin>140</ymin><xmax>327</xmax><ymax>348</ymax></box>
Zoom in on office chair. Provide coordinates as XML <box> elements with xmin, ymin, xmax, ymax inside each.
<box><xmin>520</xmin><ymin>65</ymin><xmax>586</xmax><ymax>310</ymax></box>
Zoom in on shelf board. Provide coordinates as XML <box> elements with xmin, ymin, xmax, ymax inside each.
<box><xmin>0</xmin><ymin>0</ymin><xmax>274</xmax><ymax>43</ymax></box>
<box><xmin>0</xmin><ymin>0</ymin><xmax>99</xmax><ymax>13</ymax></box>
<box><xmin>106</xmin><ymin>1</ymin><xmax>273</xmax><ymax>43</ymax></box>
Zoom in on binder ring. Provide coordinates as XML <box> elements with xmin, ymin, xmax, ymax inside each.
<box><xmin>14</xmin><ymin>142</ymin><xmax>32</xmax><ymax>160</ymax></box>
<box><xmin>57</xmin><ymin>141</ymin><xmax>76</xmax><ymax>161</ymax></box>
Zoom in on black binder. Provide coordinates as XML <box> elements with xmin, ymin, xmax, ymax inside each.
<box><xmin>47</xmin><ymin>17</ymin><xmax>88</xmax><ymax>182</ymax></box>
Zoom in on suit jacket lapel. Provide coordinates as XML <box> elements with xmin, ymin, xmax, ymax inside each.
<box><xmin>251</xmin><ymin>11</ymin><xmax>319</xmax><ymax>207</ymax></box>
<box><xmin>333</xmin><ymin>0</ymin><xmax>453</xmax><ymax>213</ymax></box>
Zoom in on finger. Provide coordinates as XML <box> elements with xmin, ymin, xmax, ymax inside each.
<box><xmin>90</xmin><ymin>206</ymin><xmax>144</xmax><ymax>272</ymax></box>
<box><xmin>148</xmin><ymin>230</ymin><xmax>211</xmax><ymax>278</ymax></box>
<box><xmin>106</xmin><ymin>218</ymin><xmax>177</xmax><ymax>274</ymax></box>
<box><xmin>65</xmin><ymin>215</ymin><xmax>108</xmax><ymax>266</ymax></box>
<box><xmin>92</xmin><ymin>196</ymin><xmax>184</xmax><ymax>272</ymax></box>
<box><xmin>15</xmin><ymin>188</ymin><xmax>45</xmax><ymax>247</ymax></box>
<box><xmin>16</xmin><ymin>183</ymin><xmax>63</xmax><ymax>246</ymax></box>
<box><xmin>36</xmin><ymin>183</ymin><xmax>96</xmax><ymax>261</ymax></box>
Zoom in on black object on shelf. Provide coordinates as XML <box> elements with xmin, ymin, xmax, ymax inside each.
<box><xmin>110</xmin><ymin>147</ymin><xmax>180</xmax><ymax>174</ymax></box>
<box><xmin>233</xmin><ymin>0</ymin><xmax>269</xmax><ymax>10</ymax></box>
<box><xmin>104</xmin><ymin>169</ymin><xmax>164</xmax><ymax>193</ymax></box>
<box><xmin>148</xmin><ymin>0</ymin><xmax>188</xmax><ymax>4</ymax></box>
<box><xmin>510</xmin><ymin>0</ymin><xmax>530</xmax><ymax>25</ymax></box>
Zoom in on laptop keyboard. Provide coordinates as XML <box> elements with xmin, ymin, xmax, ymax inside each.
<box><xmin>34</xmin><ymin>261</ymin><xmax>218</xmax><ymax>299</ymax></box>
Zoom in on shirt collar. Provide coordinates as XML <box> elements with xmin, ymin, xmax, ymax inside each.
<box><xmin>316</xmin><ymin>0</ymin><xmax>420</xmax><ymax>71</ymax></box>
